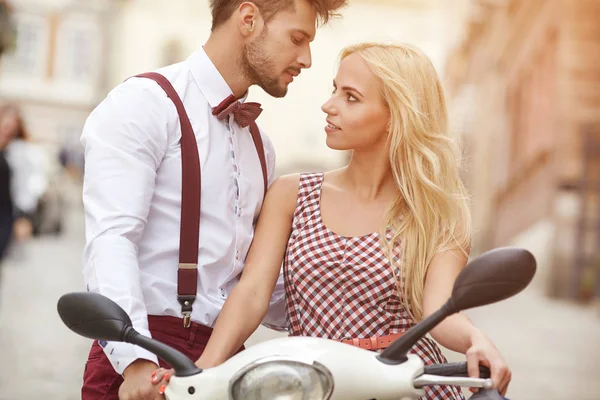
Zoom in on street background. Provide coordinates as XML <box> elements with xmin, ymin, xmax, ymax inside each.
<box><xmin>2</xmin><ymin>186</ymin><xmax>599</xmax><ymax>399</ymax></box>
<box><xmin>1</xmin><ymin>0</ymin><xmax>600</xmax><ymax>399</ymax></box>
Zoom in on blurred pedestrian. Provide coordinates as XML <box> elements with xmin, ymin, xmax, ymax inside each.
<box><xmin>0</xmin><ymin>105</ymin><xmax>48</xmax><ymax>249</ymax></box>
<box><xmin>0</xmin><ymin>104</ymin><xmax>18</xmax><ymax>264</ymax></box>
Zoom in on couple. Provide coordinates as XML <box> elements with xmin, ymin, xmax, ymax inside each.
<box><xmin>80</xmin><ymin>1</ymin><xmax>511</xmax><ymax>399</ymax></box>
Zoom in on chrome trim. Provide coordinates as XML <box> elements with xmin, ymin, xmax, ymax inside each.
<box><xmin>312</xmin><ymin>360</ymin><xmax>334</xmax><ymax>399</ymax></box>
<box><xmin>413</xmin><ymin>374</ymin><xmax>493</xmax><ymax>389</ymax></box>
<box><xmin>227</xmin><ymin>355</ymin><xmax>334</xmax><ymax>400</ymax></box>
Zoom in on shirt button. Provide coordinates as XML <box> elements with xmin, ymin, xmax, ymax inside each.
<box><xmin>236</xmin><ymin>251</ymin><xmax>240</xmax><ymax>260</ymax></box>
<box><xmin>219</xmin><ymin>287</ymin><xmax>227</xmax><ymax>299</ymax></box>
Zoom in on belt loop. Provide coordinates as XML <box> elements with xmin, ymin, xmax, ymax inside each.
<box><xmin>370</xmin><ymin>336</ymin><xmax>378</xmax><ymax>350</ymax></box>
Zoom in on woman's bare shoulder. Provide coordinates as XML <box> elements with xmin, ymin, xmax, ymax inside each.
<box><xmin>265</xmin><ymin>173</ymin><xmax>301</xmax><ymax>214</ymax></box>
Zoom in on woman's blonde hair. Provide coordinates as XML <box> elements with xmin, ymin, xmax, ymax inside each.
<box><xmin>339</xmin><ymin>42</ymin><xmax>472</xmax><ymax>321</ymax></box>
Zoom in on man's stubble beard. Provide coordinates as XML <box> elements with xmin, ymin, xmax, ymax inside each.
<box><xmin>240</xmin><ymin>31</ymin><xmax>289</xmax><ymax>98</ymax></box>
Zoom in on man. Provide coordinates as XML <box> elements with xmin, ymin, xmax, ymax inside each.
<box><xmin>80</xmin><ymin>0</ymin><xmax>347</xmax><ymax>399</ymax></box>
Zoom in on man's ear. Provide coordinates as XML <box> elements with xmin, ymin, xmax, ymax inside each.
<box><xmin>238</xmin><ymin>2</ymin><xmax>263</xmax><ymax>37</ymax></box>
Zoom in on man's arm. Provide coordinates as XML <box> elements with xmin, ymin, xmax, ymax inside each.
<box><xmin>81</xmin><ymin>78</ymin><xmax>174</xmax><ymax>374</ymax></box>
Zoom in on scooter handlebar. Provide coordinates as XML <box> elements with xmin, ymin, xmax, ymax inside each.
<box><xmin>422</xmin><ymin>363</ymin><xmax>507</xmax><ymax>400</ymax></box>
<box><xmin>423</xmin><ymin>362</ymin><xmax>491</xmax><ymax>379</ymax></box>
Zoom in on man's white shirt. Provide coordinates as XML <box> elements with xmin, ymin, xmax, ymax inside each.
<box><xmin>81</xmin><ymin>47</ymin><xmax>286</xmax><ymax>374</ymax></box>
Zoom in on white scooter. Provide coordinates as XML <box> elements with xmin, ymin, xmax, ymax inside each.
<box><xmin>57</xmin><ymin>247</ymin><xmax>535</xmax><ymax>400</ymax></box>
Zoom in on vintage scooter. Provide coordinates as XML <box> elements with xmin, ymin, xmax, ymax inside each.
<box><xmin>57</xmin><ymin>246</ymin><xmax>536</xmax><ymax>399</ymax></box>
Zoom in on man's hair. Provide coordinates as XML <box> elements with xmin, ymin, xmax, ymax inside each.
<box><xmin>209</xmin><ymin>0</ymin><xmax>347</xmax><ymax>31</ymax></box>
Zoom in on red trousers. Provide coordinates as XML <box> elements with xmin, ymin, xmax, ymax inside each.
<box><xmin>81</xmin><ymin>315</ymin><xmax>240</xmax><ymax>400</ymax></box>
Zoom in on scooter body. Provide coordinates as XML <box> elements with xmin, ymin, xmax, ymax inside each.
<box><xmin>165</xmin><ymin>336</ymin><xmax>425</xmax><ymax>399</ymax></box>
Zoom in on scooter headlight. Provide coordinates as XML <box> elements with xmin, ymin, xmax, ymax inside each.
<box><xmin>229</xmin><ymin>358</ymin><xmax>334</xmax><ymax>400</ymax></box>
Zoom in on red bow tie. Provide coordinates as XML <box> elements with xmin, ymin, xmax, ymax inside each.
<box><xmin>212</xmin><ymin>94</ymin><xmax>263</xmax><ymax>128</ymax></box>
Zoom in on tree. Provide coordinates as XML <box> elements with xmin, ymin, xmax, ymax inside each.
<box><xmin>0</xmin><ymin>0</ymin><xmax>16</xmax><ymax>59</ymax></box>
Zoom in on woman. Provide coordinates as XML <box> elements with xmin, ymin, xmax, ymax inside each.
<box><xmin>154</xmin><ymin>42</ymin><xmax>512</xmax><ymax>399</ymax></box>
<box><xmin>1</xmin><ymin>105</ymin><xmax>49</xmax><ymax>242</ymax></box>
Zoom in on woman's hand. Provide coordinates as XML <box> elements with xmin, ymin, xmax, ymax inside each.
<box><xmin>150</xmin><ymin>367</ymin><xmax>173</xmax><ymax>395</ymax></box>
<box><xmin>119</xmin><ymin>360</ymin><xmax>165</xmax><ymax>400</ymax></box>
<box><xmin>466</xmin><ymin>328</ymin><xmax>511</xmax><ymax>396</ymax></box>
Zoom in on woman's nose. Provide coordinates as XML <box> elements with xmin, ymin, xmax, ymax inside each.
<box><xmin>321</xmin><ymin>97</ymin><xmax>336</xmax><ymax>114</ymax></box>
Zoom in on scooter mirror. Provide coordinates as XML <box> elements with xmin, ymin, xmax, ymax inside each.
<box><xmin>449</xmin><ymin>247</ymin><xmax>536</xmax><ymax>313</ymax></box>
<box><xmin>57</xmin><ymin>292</ymin><xmax>202</xmax><ymax>377</ymax></box>
<box><xmin>57</xmin><ymin>292</ymin><xmax>132</xmax><ymax>342</ymax></box>
<box><xmin>379</xmin><ymin>247</ymin><xmax>536</xmax><ymax>364</ymax></box>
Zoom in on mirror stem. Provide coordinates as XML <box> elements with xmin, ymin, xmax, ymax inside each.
<box><xmin>378</xmin><ymin>300</ymin><xmax>455</xmax><ymax>364</ymax></box>
<box><xmin>123</xmin><ymin>327</ymin><xmax>203</xmax><ymax>377</ymax></box>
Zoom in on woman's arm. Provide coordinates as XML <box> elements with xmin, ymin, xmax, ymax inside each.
<box><xmin>423</xmin><ymin>248</ymin><xmax>474</xmax><ymax>352</ymax></box>
<box><xmin>195</xmin><ymin>174</ymin><xmax>300</xmax><ymax>368</ymax></box>
<box><xmin>423</xmin><ymin>248</ymin><xmax>511</xmax><ymax>395</ymax></box>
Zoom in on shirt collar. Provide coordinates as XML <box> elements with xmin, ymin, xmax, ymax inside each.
<box><xmin>188</xmin><ymin>46</ymin><xmax>248</xmax><ymax>108</ymax></box>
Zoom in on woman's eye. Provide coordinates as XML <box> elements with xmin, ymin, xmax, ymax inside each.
<box><xmin>347</xmin><ymin>94</ymin><xmax>358</xmax><ymax>102</ymax></box>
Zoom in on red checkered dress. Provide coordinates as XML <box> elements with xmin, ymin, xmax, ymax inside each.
<box><xmin>283</xmin><ymin>173</ymin><xmax>465</xmax><ymax>400</ymax></box>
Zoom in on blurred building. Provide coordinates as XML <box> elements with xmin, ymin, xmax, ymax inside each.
<box><xmin>104</xmin><ymin>0</ymin><xmax>455</xmax><ymax>175</ymax></box>
<box><xmin>0</xmin><ymin>0</ymin><xmax>463</xmax><ymax>174</ymax></box>
<box><xmin>0</xmin><ymin>0</ymin><xmax>119</xmax><ymax>157</ymax></box>
<box><xmin>445</xmin><ymin>0</ymin><xmax>600</xmax><ymax>301</ymax></box>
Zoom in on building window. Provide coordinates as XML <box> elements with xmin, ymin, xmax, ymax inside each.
<box><xmin>69</xmin><ymin>28</ymin><xmax>93</xmax><ymax>80</ymax></box>
<box><xmin>4</xmin><ymin>15</ymin><xmax>46</xmax><ymax>75</ymax></box>
<box><xmin>55</xmin><ymin>17</ymin><xmax>100</xmax><ymax>84</ymax></box>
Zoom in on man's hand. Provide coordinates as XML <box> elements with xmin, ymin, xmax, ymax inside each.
<box><xmin>119</xmin><ymin>360</ymin><xmax>166</xmax><ymax>400</ymax></box>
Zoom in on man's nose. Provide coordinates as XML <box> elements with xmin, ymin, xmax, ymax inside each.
<box><xmin>298</xmin><ymin>45</ymin><xmax>312</xmax><ymax>69</ymax></box>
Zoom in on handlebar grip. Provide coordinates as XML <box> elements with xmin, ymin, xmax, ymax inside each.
<box><xmin>423</xmin><ymin>362</ymin><xmax>491</xmax><ymax>379</ymax></box>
